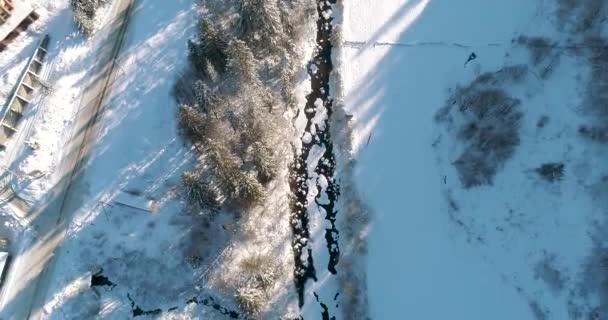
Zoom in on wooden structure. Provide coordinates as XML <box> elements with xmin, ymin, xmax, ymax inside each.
<box><xmin>0</xmin><ymin>35</ymin><xmax>49</xmax><ymax>151</ymax></box>
<box><xmin>0</xmin><ymin>0</ymin><xmax>38</xmax><ymax>52</ymax></box>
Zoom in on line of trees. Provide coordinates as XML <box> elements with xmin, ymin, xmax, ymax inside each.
<box><xmin>175</xmin><ymin>0</ymin><xmax>316</xmax><ymax>315</ymax></box>
<box><xmin>176</xmin><ymin>0</ymin><xmax>314</xmax><ymax>211</ymax></box>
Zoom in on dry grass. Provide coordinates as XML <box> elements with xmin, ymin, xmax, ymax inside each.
<box><xmin>437</xmin><ymin>66</ymin><xmax>526</xmax><ymax>188</ymax></box>
<box><xmin>232</xmin><ymin>253</ymin><xmax>277</xmax><ymax>317</ymax></box>
<box><xmin>557</xmin><ymin>0</ymin><xmax>606</xmax><ymax>32</ymax></box>
<box><xmin>535</xmin><ymin>162</ymin><xmax>565</xmax><ymax>183</ymax></box>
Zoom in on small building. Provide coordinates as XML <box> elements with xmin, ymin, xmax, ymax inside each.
<box><xmin>0</xmin><ymin>0</ymin><xmax>38</xmax><ymax>52</ymax></box>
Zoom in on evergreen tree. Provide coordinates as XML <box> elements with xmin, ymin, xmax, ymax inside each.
<box><xmin>237</xmin><ymin>0</ymin><xmax>284</xmax><ymax>50</ymax></box>
<box><xmin>207</xmin><ymin>141</ymin><xmax>243</xmax><ymax>196</ymax></box>
<box><xmin>251</xmin><ymin>141</ymin><xmax>277</xmax><ymax>184</ymax></box>
<box><xmin>178</xmin><ymin>105</ymin><xmax>208</xmax><ymax>143</ymax></box>
<box><xmin>182</xmin><ymin>171</ymin><xmax>220</xmax><ymax>210</ymax></box>
<box><xmin>226</xmin><ymin>40</ymin><xmax>259</xmax><ymax>88</ymax></box>
<box><xmin>193</xmin><ymin>80</ymin><xmax>212</xmax><ymax>112</ymax></box>
<box><xmin>188</xmin><ymin>20</ymin><xmax>228</xmax><ymax>75</ymax></box>
<box><xmin>238</xmin><ymin>172</ymin><xmax>266</xmax><ymax>205</ymax></box>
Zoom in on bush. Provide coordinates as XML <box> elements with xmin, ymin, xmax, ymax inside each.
<box><xmin>234</xmin><ymin>254</ymin><xmax>276</xmax><ymax>316</ymax></box>
<box><xmin>438</xmin><ymin>67</ymin><xmax>525</xmax><ymax>188</ymax></box>
<box><xmin>182</xmin><ymin>171</ymin><xmax>220</xmax><ymax>212</ymax></box>
<box><xmin>177</xmin><ymin>105</ymin><xmax>208</xmax><ymax>143</ymax></box>
<box><xmin>188</xmin><ymin>20</ymin><xmax>228</xmax><ymax>76</ymax></box>
<box><xmin>535</xmin><ymin>162</ymin><xmax>565</xmax><ymax>182</ymax></box>
<box><xmin>517</xmin><ymin>36</ymin><xmax>555</xmax><ymax>66</ymax></box>
<box><xmin>207</xmin><ymin>141</ymin><xmax>245</xmax><ymax>196</ymax></box>
<box><xmin>236</xmin><ymin>0</ymin><xmax>284</xmax><ymax>51</ymax></box>
<box><xmin>250</xmin><ymin>142</ymin><xmax>277</xmax><ymax>184</ymax></box>
<box><xmin>579</xmin><ymin>125</ymin><xmax>608</xmax><ymax>143</ymax></box>
<box><xmin>71</xmin><ymin>0</ymin><xmax>106</xmax><ymax>35</ymax></box>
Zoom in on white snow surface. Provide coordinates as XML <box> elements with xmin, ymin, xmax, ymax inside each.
<box><xmin>342</xmin><ymin>0</ymin><xmax>603</xmax><ymax>319</ymax></box>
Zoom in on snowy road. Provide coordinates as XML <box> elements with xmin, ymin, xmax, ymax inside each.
<box><xmin>0</xmin><ymin>0</ymin><xmax>134</xmax><ymax>318</ymax></box>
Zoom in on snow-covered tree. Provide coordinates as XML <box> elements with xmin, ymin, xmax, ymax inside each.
<box><xmin>238</xmin><ymin>172</ymin><xmax>266</xmax><ymax>205</ymax></box>
<box><xmin>250</xmin><ymin>141</ymin><xmax>277</xmax><ymax>184</ymax></box>
<box><xmin>188</xmin><ymin>20</ymin><xmax>228</xmax><ymax>76</ymax></box>
<box><xmin>178</xmin><ymin>105</ymin><xmax>208</xmax><ymax>143</ymax></box>
<box><xmin>226</xmin><ymin>39</ymin><xmax>259</xmax><ymax>88</ymax></box>
<box><xmin>71</xmin><ymin>0</ymin><xmax>106</xmax><ymax>35</ymax></box>
<box><xmin>182</xmin><ymin>171</ymin><xmax>220</xmax><ymax>211</ymax></box>
<box><xmin>207</xmin><ymin>141</ymin><xmax>243</xmax><ymax>196</ymax></box>
<box><xmin>237</xmin><ymin>0</ymin><xmax>284</xmax><ymax>50</ymax></box>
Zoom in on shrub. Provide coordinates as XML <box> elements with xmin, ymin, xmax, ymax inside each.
<box><xmin>71</xmin><ymin>0</ymin><xmax>106</xmax><ymax>35</ymax></box>
<box><xmin>236</xmin><ymin>0</ymin><xmax>284</xmax><ymax>51</ymax></box>
<box><xmin>188</xmin><ymin>20</ymin><xmax>228</xmax><ymax>76</ymax></box>
<box><xmin>517</xmin><ymin>36</ymin><xmax>555</xmax><ymax>65</ymax></box>
<box><xmin>535</xmin><ymin>162</ymin><xmax>565</xmax><ymax>182</ymax></box>
<box><xmin>177</xmin><ymin>105</ymin><xmax>208</xmax><ymax>143</ymax></box>
<box><xmin>207</xmin><ymin>141</ymin><xmax>245</xmax><ymax>196</ymax></box>
<box><xmin>182</xmin><ymin>171</ymin><xmax>220</xmax><ymax>211</ymax></box>
<box><xmin>234</xmin><ymin>254</ymin><xmax>276</xmax><ymax>316</ymax></box>
<box><xmin>438</xmin><ymin>68</ymin><xmax>525</xmax><ymax>188</ymax></box>
<box><xmin>238</xmin><ymin>172</ymin><xmax>266</xmax><ymax>205</ymax></box>
<box><xmin>250</xmin><ymin>142</ymin><xmax>277</xmax><ymax>184</ymax></box>
<box><xmin>226</xmin><ymin>39</ymin><xmax>259</xmax><ymax>89</ymax></box>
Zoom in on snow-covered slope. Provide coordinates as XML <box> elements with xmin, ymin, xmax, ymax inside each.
<box><xmin>342</xmin><ymin>0</ymin><xmax>607</xmax><ymax>319</ymax></box>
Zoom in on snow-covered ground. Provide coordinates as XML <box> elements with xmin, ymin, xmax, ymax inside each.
<box><xmin>4</xmin><ymin>0</ymin><xmax>606</xmax><ymax>318</ymax></box>
<box><xmin>2</xmin><ymin>0</ymin><xmax>326</xmax><ymax>318</ymax></box>
<box><xmin>0</xmin><ymin>0</ymin><xmax>240</xmax><ymax>318</ymax></box>
<box><xmin>35</xmin><ymin>0</ymin><xmax>210</xmax><ymax>318</ymax></box>
<box><xmin>342</xmin><ymin>0</ymin><xmax>608</xmax><ymax>319</ymax></box>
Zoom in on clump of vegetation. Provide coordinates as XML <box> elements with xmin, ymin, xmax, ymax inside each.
<box><xmin>175</xmin><ymin>0</ymin><xmax>315</xmax><ymax>315</ymax></box>
<box><xmin>585</xmin><ymin>37</ymin><xmax>608</xmax><ymax>121</ymax></box>
<box><xmin>535</xmin><ymin>162</ymin><xmax>565</xmax><ymax>183</ymax></box>
<box><xmin>70</xmin><ymin>0</ymin><xmax>106</xmax><ymax>35</ymax></box>
<box><xmin>175</xmin><ymin>0</ymin><xmax>309</xmax><ymax>210</ymax></box>
<box><xmin>517</xmin><ymin>36</ymin><xmax>555</xmax><ymax>66</ymax></box>
<box><xmin>536</xmin><ymin>115</ymin><xmax>549</xmax><ymax>128</ymax></box>
<box><xmin>557</xmin><ymin>0</ymin><xmax>606</xmax><ymax>32</ymax></box>
<box><xmin>436</xmin><ymin>66</ymin><xmax>526</xmax><ymax>188</ymax></box>
<box><xmin>579</xmin><ymin>125</ymin><xmax>608</xmax><ymax>143</ymax></box>
<box><xmin>233</xmin><ymin>254</ymin><xmax>277</xmax><ymax>316</ymax></box>
<box><xmin>516</xmin><ymin>35</ymin><xmax>560</xmax><ymax>78</ymax></box>
<box><xmin>182</xmin><ymin>171</ymin><xmax>220</xmax><ymax>215</ymax></box>
<box><xmin>175</xmin><ymin>2</ymin><xmax>316</xmax><ymax>213</ymax></box>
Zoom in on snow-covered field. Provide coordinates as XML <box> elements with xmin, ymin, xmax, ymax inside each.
<box><xmin>342</xmin><ymin>0</ymin><xmax>608</xmax><ymax>319</ymax></box>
